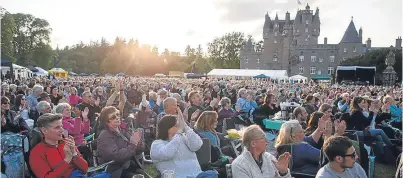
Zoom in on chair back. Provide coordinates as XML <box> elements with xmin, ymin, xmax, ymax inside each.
<box><xmin>225</xmin><ymin>164</ymin><xmax>232</xmax><ymax>178</ymax></box>
<box><xmin>222</xmin><ymin>118</ymin><xmax>236</xmax><ymax>134</ymax></box>
<box><xmin>196</xmin><ymin>138</ymin><xmax>212</xmax><ymax>169</ymax></box>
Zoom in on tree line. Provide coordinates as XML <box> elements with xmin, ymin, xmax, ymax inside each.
<box><xmin>1</xmin><ymin>7</ymin><xmax>246</xmax><ymax>75</ymax></box>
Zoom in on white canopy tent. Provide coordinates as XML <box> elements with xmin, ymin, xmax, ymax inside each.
<box><xmin>207</xmin><ymin>69</ymin><xmax>288</xmax><ymax>80</ymax></box>
<box><xmin>289</xmin><ymin>75</ymin><xmax>308</xmax><ymax>83</ymax></box>
<box><xmin>33</xmin><ymin>67</ymin><xmax>48</xmax><ymax>76</ymax></box>
<box><xmin>1</xmin><ymin>64</ymin><xmax>30</xmax><ymax>79</ymax></box>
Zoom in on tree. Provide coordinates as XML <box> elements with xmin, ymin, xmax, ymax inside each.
<box><xmin>207</xmin><ymin>32</ymin><xmax>245</xmax><ymax>68</ymax></box>
<box><xmin>340</xmin><ymin>48</ymin><xmax>402</xmax><ymax>83</ymax></box>
<box><xmin>10</xmin><ymin>13</ymin><xmax>52</xmax><ymax>67</ymax></box>
<box><xmin>1</xmin><ymin>7</ymin><xmax>17</xmax><ymax>62</ymax></box>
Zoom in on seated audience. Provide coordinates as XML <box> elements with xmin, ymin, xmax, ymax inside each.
<box><xmin>231</xmin><ymin>125</ymin><xmax>292</xmax><ymax>178</ymax></box>
<box><xmin>29</xmin><ymin>113</ymin><xmax>88</xmax><ymax>177</ymax></box>
<box><xmin>54</xmin><ymin>103</ymin><xmax>90</xmax><ymax>145</ymax></box>
<box><xmin>1</xmin><ymin>96</ymin><xmax>29</xmax><ymax>134</ymax></box>
<box><xmin>316</xmin><ymin>136</ymin><xmax>367</xmax><ymax>178</ymax></box>
<box><xmin>275</xmin><ymin>120</ymin><xmax>320</xmax><ymax>175</ymax></box>
<box><xmin>97</xmin><ymin>106</ymin><xmax>144</xmax><ymax>178</ymax></box>
<box><xmin>151</xmin><ymin>113</ymin><xmax>217</xmax><ymax>178</ymax></box>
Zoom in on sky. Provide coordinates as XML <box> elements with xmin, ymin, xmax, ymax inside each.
<box><xmin>2</xmin><ymin>0</ymin><xmax>402</xmax><ymax>53</ymax></box>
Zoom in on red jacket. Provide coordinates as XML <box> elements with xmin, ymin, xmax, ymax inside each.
<box><xmin>29</xmin><ymin>141</ymin><xmax>88</xmax><ymax>178</ymax></box>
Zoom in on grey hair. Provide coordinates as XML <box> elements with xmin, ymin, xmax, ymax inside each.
<box><xmin>163</xmin><ymin>97</ymin><xmax>177</xmax><ymax>110</ymax></box>
<box><xmin>37</xmin><ymin>101</ymin><xmax>51</xmax><ymax>114</ymax></box>
<box><xmin>9</xmin><ymin>84</ymin><xmax>17</xmax><ymax>91</ymax></box>
<box><xmin>238</xmin><ymin>88</ymin><xmax>247</xmax><ymax>98</ymax></box>
<box><xmin>219</xmin><ymin>97</ymin><xmax>231</xmax><ymax>107</ymax></box>
<box><xmin>54</xmin><ymin>103</ymin><xmax>71</xmax><ymax>114</ymax></box>
<box><xmin>172</xmin><ymin>93</ymin><xmax>182</xmax><ymax>101</ymax></box>
<box><xmin>32</xmin><ymin>85</ymin><xmax>44</xmax><ymax>94</ymax></box>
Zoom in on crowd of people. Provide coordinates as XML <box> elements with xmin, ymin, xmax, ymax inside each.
<box><xmin>0</xmin><ymin>75</ymin><xmax>402</xmax><ymax>178</ymax></box>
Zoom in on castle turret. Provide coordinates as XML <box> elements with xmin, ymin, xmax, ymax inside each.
<box><xmin>324</xmin><ymin>37</ymin><xmax>328</xmax><ymax>44</ymax></box>
<box><xmin>366</xmin><ymin>38</ymin><xmax>372</xmax><ymax>49</ymax></box>
<box><xmin>263</xmin><ymin>13</ymin><xmax>271</xmax><ymax>39</ymax></box>
<box><xmin>396</xmin><ymin>36</ymin><xmax>402</xmax><ymax>49</ymax></box>
<box><xmin>285</xmin><ymin>11</ymin><xmax>290</xmax><ymax>24</ymax></box>
<box><xmin>359</xmin><ymin>27</ymin><xmax>363</xmax><ymax>43</ymax></box>
<box><xmin>306</xmin><ymin>3</ymin><xmax>310</xmax><ymax>10</ymax></box>
<box><xmin>264</xmin><ymin>12</ymin><xmax>271</xmax><ymax>29</ymax></box>
<box><xmin>313</xmin><ymin>7</ymin><xmax>320</xmax><ymax>23</ymax></box>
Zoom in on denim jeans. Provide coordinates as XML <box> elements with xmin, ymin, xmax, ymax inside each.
<box><xmin>356</xmin><ymin>129</ymin><xmax>393</xmax><ymax>155</ymax></box>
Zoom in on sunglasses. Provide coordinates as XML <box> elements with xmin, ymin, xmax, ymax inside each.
<box><xmin>344</xmin><ymin>152</ymin><xmax>356</xmax><ymax>158</ymax></box>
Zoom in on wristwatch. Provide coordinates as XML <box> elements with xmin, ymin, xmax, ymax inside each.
<box><xmin>279</xmin><ymin>170</ymin><xmax>288</xmax><ymax>176</ymax></box>
<box><xmin>72</xmin><ymin>152</ymin><xmax>78</xmax><ymax>159</ymax></box>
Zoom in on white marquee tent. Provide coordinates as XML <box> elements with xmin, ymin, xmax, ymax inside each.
<box><xmin>289</xmin><ymin>75</ymin><xmax>308</xmax><ymax>83</ymax></box>
<box><xmin>207</xmin><ymin>69</ymin><xmax>288</xmax><ymax>80</ymax></box>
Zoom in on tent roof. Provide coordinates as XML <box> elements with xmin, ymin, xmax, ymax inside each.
<box><xmin>207</xmin><ymin>69</ymin><xmax>288</xmax><ymax>79</ymax></box>
<box><xmin>49</xmin><ymin>68</ymin><xmax>67</xmax><ymax>73</ymax></box>
<box><xmin>337</xmin><ymin>66</ymin><xmax>376</xmax><ymax>71</ymax></box>
<box><xmin>289</xmin><ymin>75</ymin><xmax>307</xmax><ymax>80</ymax></box>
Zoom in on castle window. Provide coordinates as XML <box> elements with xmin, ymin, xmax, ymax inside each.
<box><xmin>296</xmin><ymin>29</ymin><xmax>300</xmax><ymax>33</ymax></box>
<box><xmin>311</xmin><ymin>56</ymin><xmax>317</xmax><ymax>62</ymax></box>
<box><xmin>306</xmin><ymin>20</ymin><xmax>309</xmax><ymax>24</ymax></box>
<box><xmin>305</xmin><ymin>28</ymin><xmax>309</xmax><ymax>33</ymax></box>
<box><xmin>299</xmin><ymin>56</ymin><xmax>304</xmax><ymax>62</ymax></box>
<box><xmin>257</xmin><ymin>58</ymin><xmax>260</xmax><ymax>63</ymax></box>
<box><xmin>319</xmin><ymin>58</ymin><xmax>323</xmax><ymax>62</ymax></box>
<box><xmin>274</xmin><ymin>40</ymin><xmax>277</xmax><ymax>44</ymax></box>
<box><xmin>310</xmin><ymin>67</ymin><xmax>316</xmax><ymax>74</ymax></box>
<box><xmin>299</xmin><ymin>67</ymin><xmax>304</xmax><ymax>74</ymax></box>
<box><xmin>317</xmin><ymin>70</ymin><xmax>322</xmax><ymax>75</ymax></box>
<box><xmin>273</xmin><ymin>57</ymin><xmax>278</xmax><ymax>61</ymax></box>
<box><xmin>246</xmin><ymin>58</ymin><xmax>249</xmax><ymax>63</ymax></box>
<box><xmin>328</xmin><ymin>67</ymin><xmax>334</xmax><ymax>75</ymax></box>
<box><xmin>344</xmin><ymin>48</ymin><xmax>347</xmax><ymax>53</ymax></box>
<box><xmin>313</xmin><ymin>28</ymin><xmax>317</xmax><ymax>32</ymax></box>
<box><xmin>329</xmin><ymin>56</ymin><xmax>335</xmax><ymax>62</ymax></box>
<box><xmin>353</xmin><ymin>47</ymin><xmax>356</xmax><ymax>52</ymax></box>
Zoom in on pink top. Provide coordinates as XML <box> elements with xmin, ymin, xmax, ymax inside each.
<box><xmin>62</xmin><ymin>117</ymin><xmax>90</xmax><ymax>145</ymax></box>
<box><xmin>69</xmin><ymin>95</ymin><xmax>82</xmax><ymax>106</ymax></box>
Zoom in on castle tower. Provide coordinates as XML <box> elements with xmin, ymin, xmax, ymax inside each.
<box><xmin>293</xmin><ymin>4</ymin><xmax>320</xmax><ymax>45</ymax></box>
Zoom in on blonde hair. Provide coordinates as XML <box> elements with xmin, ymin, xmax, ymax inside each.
<box><xmin>194</xmin><ymin>111</ymin><xmax>218</xmax><ymax>132</ymax></box>
<box><xmin>241</xmin><ymin>125</ymin><xmax>265</xmax><ymax>150</ymax></box>
<box><xmin>274</xmin><ymin>120</ymin><xmax>303</xmax><ymax>148</ymax></box>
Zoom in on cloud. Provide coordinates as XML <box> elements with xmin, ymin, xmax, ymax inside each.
<box><xmin>214</xmin><ymin>0</ymin><xmax>320</xmax><ymax>24</ymax></box>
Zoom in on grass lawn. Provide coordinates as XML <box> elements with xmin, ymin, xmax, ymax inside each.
<box><xmin>144</xmin><ymin>162</ymin><xmax>397</xmax><ymax>178</ymax></box>
<box><xmin>375</xmin><ymin>162</ymin><xmax>397</xmax><ymax>178</ymax></box>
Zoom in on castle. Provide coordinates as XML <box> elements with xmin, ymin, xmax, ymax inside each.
<box><xmin>240</xmin><ymin>4</ymin><xmax>402</xmax><ymax>79</ymax></box>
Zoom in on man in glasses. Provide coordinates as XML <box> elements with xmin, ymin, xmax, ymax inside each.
<box><xmin>316</xmin><ymin>136</ymin><xmax>367</xmax><ymax>178</ymax></box>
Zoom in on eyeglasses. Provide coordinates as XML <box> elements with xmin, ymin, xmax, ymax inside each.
<box><xmin>344</xmin><ymin>152</ymin><xmax>356</xmax><ymax>158</ymax></box>
<box><xmin>109</xmin><ymin>114</ymin><xmax>120</xmax><ymax>120</ymax></box>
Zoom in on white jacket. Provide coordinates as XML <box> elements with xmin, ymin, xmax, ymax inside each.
<box><xmin>150</xmin><ymin>126</ymin><xmax>203</xmax><ymax>178</ymax></box>
<box><xmin>232</xmin><ymin>150</ymin><xmax>291</xmax><ymax>178</ymax></box>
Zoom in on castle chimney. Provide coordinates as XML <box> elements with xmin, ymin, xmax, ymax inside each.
<box><xmin>359</xmin><ymin>27</ymin><xmax>363</xmax><ymax>43</ymax></box>
<box><xmin>286</xmin><ymin>11</ymin><xmax>290</xmax><ymax>21</ymax></box>
<box><xmin>324</xmin><ymin>37</ymin><xmax>328</xmax><ymax>44</ymax></box>
<box><xmin>366</xmin><ymin>38</ymin><xmax>372</xmax><ymax>49</ymax></box>
<box><xmin>396</xmin><ymin>36</ymin><xmax>402</xmax><ymax>49</ymax></box>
